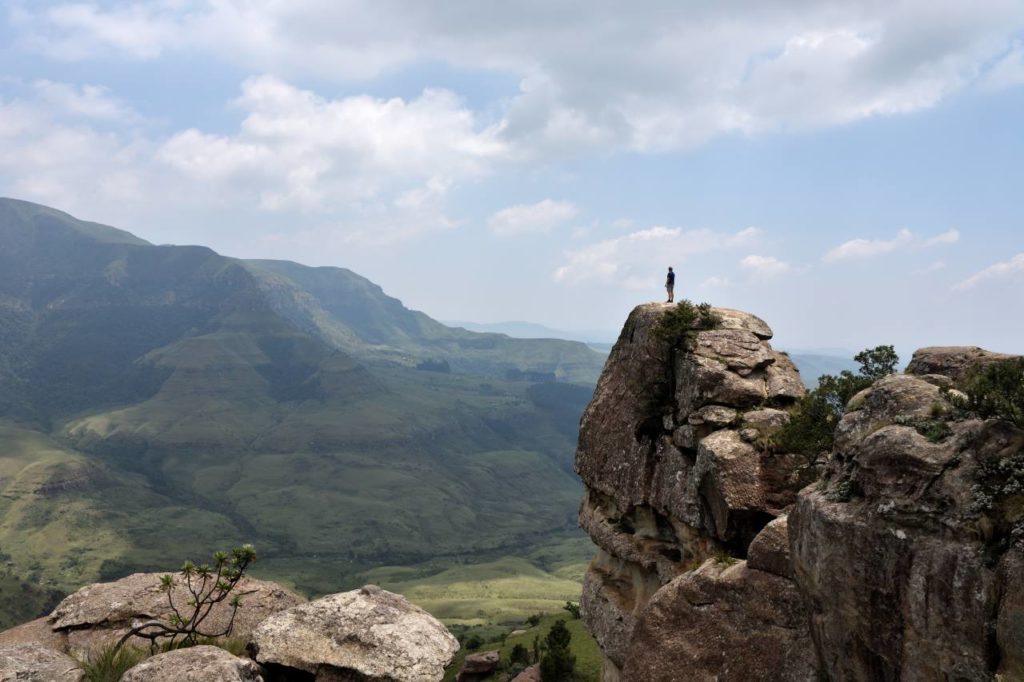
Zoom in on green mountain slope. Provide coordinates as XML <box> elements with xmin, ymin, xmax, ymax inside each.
<box><xmin>0</xmin><ymin>198</ymin><xmax>602</xmax><ymax>603</ymax></box>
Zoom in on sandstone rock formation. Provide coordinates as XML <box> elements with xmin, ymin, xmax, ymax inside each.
<box><xmin>456</xmin><ymin>649</ymin><xmax>499</xmax><ymax>681</ymax></box>
<box><xmin>0</xmin><ymin>573</ymin><xmax>302</xmax><ymax>657</ymax></box>
<box><xmin>120</xmin><ymin>645</ymin><xmax>263</xmax><ymax>682</ymax></box>
<box><xmin>577</xmin><ymin>310</ymin><xmax>1024</xmax><ymax>681</ymax></box>
<box><xmin>791</xmin><ymin>349</ymin><xmax>1024</xmax><ymax>681</ymax></box>
<box><xmin>904</xmin><ymin>345</ymin><xmax>1014</xmax><ymax>381</ymax></box>
<box><xmin>576</xmin><ymin>303</ymin><xmax>814</xmax><ymax>680</ymax></box>
<box><xmin>0</xmin><ymin>643</ymin><xmax>83</xmax><ymax>682</ymax></box>
<box><xmin>249</xmin><ymin>584</ymin><xmax>459</xmax><ymax>681</ymax></box>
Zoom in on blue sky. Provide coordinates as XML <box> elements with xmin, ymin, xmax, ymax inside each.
<box><xmin>1</xmin><ymin>1</ymin><xmax>1022</xmax><ymax>356</ymax></box>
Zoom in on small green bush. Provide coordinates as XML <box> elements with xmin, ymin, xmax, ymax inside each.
<box><xmin>464</xmin><ymin>634</ymin><xmax>484</xmax><ymax>651</ymax></box>
<box><xmin>657</xmin><ymin>300</ymin><xmax>721</xmax><ymax>345</ymax></box>
<box><xmin>776</xmin><ymin>345</ymin><xmax>899</xmax><ymax>461</ymax></box>
<box><xmin>509</xmin><ymin>642</ymin><xmax>531</xmax><ymax>666</ymax></box>
<box><xmin>80</xmin><ymin>644</ymin><xmax>148</xmax><ymax>682</ymax></box>
<box><xmin>114</xmin><ymin>544</ymin><xmax>256</xmax><ymax>653</ymax></box>
<box><xmin>539</xmin><ymin>620</ymin><xmax>575</xmax><ymax>681</ymax></box>
<box><xmin>957</xmin><ymin>358</ymin><xmax>1024</xmax><ymax>428</ymax></box>
<box><xmin>562</xmin><ymin>601</ymin><xmax>580</xmax><ymax>619</ymax></box>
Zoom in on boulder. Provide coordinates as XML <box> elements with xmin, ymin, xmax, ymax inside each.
<box><xmin>120</xmin><ymin>645</ymin><xmax>263</xmax><ymax>682</ymax></box>
<box><xmin>249</xmin><ymin>585</ymin><xmax>459</xmax><ymax>682</ymax></box>
<box><xmin>905</xmin><ymin>346</ymin><xmax>1016</xmax><ymax>381</ymax></box>
<box><xmin>747</xmin><ymin>515</ymin><xmax>792</xmax><ymax>579</ymax></box>
<box><xmin>455</xmin><ymin>649</ymin><xmax>499</xmax><ymax>681</ymax></box>
<box><xmin>621</xmin><ymin>560</ymin><xmax>816</xmax><ymax>682</ymax></box>
<box><xmin>0</xmin><ymin>618</ymin><xmax>66</xmax><ymax>652</ymax></box>
<box><xmin>509</xmin><ymin>664</ymin><xmax>541</xmax><ymax>682</ymax></box>
<box><xmin>0</xmin><ymin>643</ymin><xmax>83</xmax><ymax>682</ymax></box>
<box><xmin>45</xmin><ymin>572</ymin><xmax>303</xmax><ymax>655</ymax></box>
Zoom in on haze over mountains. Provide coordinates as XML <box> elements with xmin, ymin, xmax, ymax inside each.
<box><xmin>0</xmin><ymin>197</ymin><xmax>608</xmax><ymax>621</ymax></box>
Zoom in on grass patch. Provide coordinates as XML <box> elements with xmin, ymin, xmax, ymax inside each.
<box><xmin>443</xmin><ymin>612</ymin><xmax>600</xmax><ymax>682</ymax></box>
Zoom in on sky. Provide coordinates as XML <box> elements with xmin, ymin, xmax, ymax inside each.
<box><xmin>1</xmin><ymin>1</ymin><xmax>1023</xmax><ymax>355</ymax></box>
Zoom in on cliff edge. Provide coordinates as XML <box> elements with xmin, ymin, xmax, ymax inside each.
<box><xmin>576</xmin><ymin>302</ymin><xmax>1024</xmax><ymax>681</ymax></box>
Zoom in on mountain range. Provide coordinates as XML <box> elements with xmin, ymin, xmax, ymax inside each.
<box><xmin>0</xmin><ymin>197</ymin><xmax>607</xmax><ymax>623</ymax></box>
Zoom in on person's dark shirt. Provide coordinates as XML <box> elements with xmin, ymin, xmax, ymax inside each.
<box><xmin>667</xmin><ymin>271</ymin><xmax>675</xmax><ymax>286</ymax></box>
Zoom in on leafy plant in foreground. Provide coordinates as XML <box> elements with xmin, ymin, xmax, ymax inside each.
<box><xmin>113</xmin><ymin>544</ymin><xmax>256</xmax><ymax>653</ymax></box>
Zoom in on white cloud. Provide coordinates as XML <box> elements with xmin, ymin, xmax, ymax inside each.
<box><xmin>0</xmin><ymin>75</ymin><xmax>504</xmax><ymax>243</ymax></box>
<box><xmin>982</xmin><ymin>40</ymin><xmax>1024</xmax><ymax>90</ymax></box>
<box><xmin>553</xmin><ymin>225</ymin><xmax>759</xmax><ymax>287</ymax></box>
<box><xmin>156</xmin><ymin>76</ymin><xmax>505</xmax><ymax>213</ymax></box>
<box><xmin>13</xmin><ymin>1</ymin><xmax>1024</xmax><ymax>157</ymax></box>
<box><xmin>32</xmin><ymin>80</ymin><xmax>138</xmax><ymax>121</ymax></box>
<box><xmin>823</xmin><ymin>228</ymin><xmax>959</xmax><ymax>262</ymax></box>
<box><xmin>953</xmin><ymin>253</ymin><xmax>1024</xmax><ymax>290</ymax></box>
<box><xmin>916</xmin><ymin>260</ymin><xmax>948</xmax><ymax>274</ymax></box>
<box><xmin>923</xmin><ymin>229</ymin><xmax>960</xmax><ymax>246</ymax></box>
<box><xmin>740</xmin><ymin>254</ymin><xmax>791</xmax><ymax>279</ymax></box>
<box><xmin>824</xmin><ymin>229</ymin><xmax>914</xmax><ymax>262</ymax></box>
<box><xmin>700</xmin><ymin>276</ymin><xmax>731</xmax><ymax>289</ymax></box>
<box><xmin>488</xmin><ymin>199</ymin><xmax>577</xmax><ymax>236</ymax></box>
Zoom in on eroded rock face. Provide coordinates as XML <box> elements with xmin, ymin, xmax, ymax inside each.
<box><xmin>43</xmin><ymin>572</ymin><xmax>303</xmax><ymax>655</ymax></box>
<box><xmin>575</xmin><ymin>304</ymin><xmax>808</xmax><ymax>677</ymax></box>
<box><xmin>0</xmin><ymin>643</ymin><xmax>83</xmax><ymax>682</ymax></box>
<box><xmin>250</xmin><ymin>585</ymin><xmax>459</xmax><ymax>682</ymax></box>
<box><xmin>790</xmin><ymin>367</ymin><xmax>1024</xmax><ymax>681</ymax></box>
<box><xmin>622</xmin><ymin>559</ymin><xmax>816</xmax><ymax>682</ymax></box>
<box><xmin>905</xmin><ymin>346</ymin><xmax>1014</xmax><ymax>381</ymax></box>
<box><xmin>120</xmin><ymin>645</ymin><xmax>263</xmax><ymax>682</ymax></box>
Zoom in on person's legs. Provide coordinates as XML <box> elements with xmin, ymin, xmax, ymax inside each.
<box><xmin>667</xmin><ymin>285</ymin><xmax>674</xmax><ymax>303</ymax></box>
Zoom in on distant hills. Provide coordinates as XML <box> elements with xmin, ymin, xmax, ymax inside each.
<box><xmin>0</xmin><ymin>197</ymin><xmax>606</xmax><ymax>608</ymax></box>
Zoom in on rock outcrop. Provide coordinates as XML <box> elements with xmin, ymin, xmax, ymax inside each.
<box><xmin>791</xmin><ymin>349</ymin><xmax>1024</xmax><ymax>681</ymax></box>
<box><xmin>576</xmin><ymin>304</ymin><xmax>815</xmax><ymax>680</ymax></box>
<box><xmin>249</xmin><ymin>585</ymin><xmax>459</xmax><ymax>681</ymax></box>
<box><xmin>120</xmin><ymin>645</ymin><xmax>263</xmax><ymax>682</ymax></box>
<box><xmin>456</xmin><ymin>650</ymin><xmax>500</xmax><ymax>681</ymax></box>
<box><xmin>577</xmin><ymin>309</ymin><xmax>1024</xmax><ymax>681</ymax></box>
<box><xmin>12</xmin><ymin>572</ymin><xmax>305</xmax><ymax>656</ymax></box>
<box><xmin>0</xmin><ymin>643</ymin><xmax>83</xmax><ymax>682</ymax></box>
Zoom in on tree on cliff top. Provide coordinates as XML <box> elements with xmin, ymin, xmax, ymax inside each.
<box><xmin>776</xmin><ymin>345</ymin><xmax>899</xmax><ymax>460</ymax></box>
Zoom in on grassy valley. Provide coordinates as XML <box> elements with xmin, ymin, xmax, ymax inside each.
<box><xmin>0</xmin><ymin>198</ymin><xmax>605</xmax><ymax>632</ymax></box>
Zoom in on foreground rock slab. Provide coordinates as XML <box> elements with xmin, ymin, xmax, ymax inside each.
<box><xmin>0</xmin><ymin>642</ymin><xmax>83</xmax><ymax>682</ymax></box>
<box><xmin>120</xmin><ymin>645</ymin><xmax>263</xmax><ymax>682</ymax></box>
<box><xmin>43</xmin><ymin>572</ymin><xmax>304</xmax><ymax>655</ymax></box>
<box><xmin>250</xmin><ymin>585</ymin><xmax>459</xmax><ymax>682</ymax></box>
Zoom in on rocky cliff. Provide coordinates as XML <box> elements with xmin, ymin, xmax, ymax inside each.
<box><xmin>576</xmin><ymin>303</ymin><xmax>1023</xmax><ymax>681</ymax></box>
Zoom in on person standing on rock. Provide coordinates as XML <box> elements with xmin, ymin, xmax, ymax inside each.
<box><xmin>665</xmin><ymin>267</ymin><xmax>675</xmax><ymax>303</ymax></box>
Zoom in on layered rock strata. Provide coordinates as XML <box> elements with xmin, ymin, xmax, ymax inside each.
<box><xmin>576</xmin><ymin>304</ymin><xmax>814</xmax><ymax>680</ymax></box>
